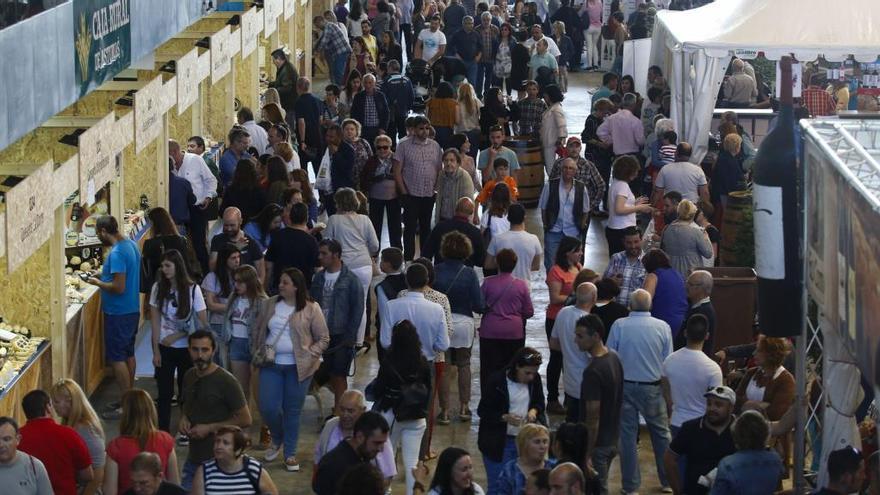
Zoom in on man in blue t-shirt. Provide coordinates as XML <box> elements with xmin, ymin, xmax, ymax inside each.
<box><xmin>85</xmin><ymin>215</ymin><xmax>141</xmax><ymax>420</ymax></box>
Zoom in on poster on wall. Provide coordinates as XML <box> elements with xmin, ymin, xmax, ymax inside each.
<box><xmin>177</xmin><ymin>49</ymin><xmax>200</xmax><ymax>114</ymax></box>
<box><xmin>135</xmin><ymin>77</ymin><xmax>163</xmax><ymax>153</ymax></box>
<box><xmin>264</xmin><ymin>0</ymin><xmax>282</xmax><ymax>37</ymax></box>
<box><xmin>74</xmin><ymin>0</ymin><xmax>131</xmax><ymax>97</ymax></box>
<box><xmin>78</xmin><ymin>113</ymin><xmax>117</xmax><ymax>203</ymax></box>
<box><xmin>211</xmin><ymin>25</ymin><xmax>232</xmax><ymax>84</ymax></box>
<box><xmin>5</xmin><ymin>162</ymin><xmax>54</xmax><ymax>273</ymax></box>
<box><xmin>241</xmin><ymin>7</ymin><xmax>262</xmax><ymax>58</ymax></box>
<box><xmin>284</xmin><ymin>0</ymin><xmax>295</xmax><ymax>20</ymax></box>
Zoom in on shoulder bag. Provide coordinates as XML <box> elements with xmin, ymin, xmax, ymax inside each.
<box><xmin>252</xmin><ymin>317</ymin><xmax>288</xmax><ymax>368</ymax></box>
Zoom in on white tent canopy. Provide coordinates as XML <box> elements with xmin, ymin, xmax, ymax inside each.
<box><xmin>648</xmin><ymin>0</ymin><xmax>880</xmax><ymax>162</ymax></box>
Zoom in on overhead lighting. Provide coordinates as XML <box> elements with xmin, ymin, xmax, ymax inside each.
<box><xmin>226</xmin><ymin>15</ymin><xmax>240</xmax><ymax>26</ymax></box>
<box><xmin>159</xmin><ymin>61</ymin><xmax>176</xmax><ymax>74</ymax></box>
<box><xmin>114</xmin><ymin>89</ymin><xmax>137</xmax><ymax>107</ymax></box>
<box><xmin>195</xmin><ymin>37</ymin><xmax>210</xmax><ymax>49</ymax></box>
<box><xmin>59</xmin><ymin>129</ymin><xmax>87</xmax><ymax>147</ymax></box>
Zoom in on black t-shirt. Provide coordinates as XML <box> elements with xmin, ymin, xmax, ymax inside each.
<box><xmin>294</xmin><ymin>93</ymin><xmax>325</xmax><ymax>147</ymax></box>
<box><xmin>669</xmin><ymin>416</ymin><xmax>736</xmax><ymax>495</ymax></box>
<box><xmin>210</xmin><ymin>232</ymin><xmax>264</xmax><ymax>268</ymax></box>
<box><xmin>314</xmin><ymin>440</ymin><xmax>364</xmax><ymax>495</ymax></box>
<box><xmin>123</xmin><ymin>481</ymin><xmax>186</xmax><ymax>495</ymax></box>
<box><xmin>591</xmin><ymin>302</ymin><xmax>629</xmax><ymax>341</ymax></box>
<box><xmin>265</xmin><ymin>228</ymin><xmax>320</xmax><ymax>291</ymax></box>
<box><xmin>580</xmin><ymin>350</ymin><xmax>624</xmax><ymax>447</ymax></box>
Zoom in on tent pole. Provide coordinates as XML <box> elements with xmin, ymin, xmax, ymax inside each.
<box><xmin>794</xmin><ymin>146</ymin><xmax>809</xmax><ymax>493</ymax></box>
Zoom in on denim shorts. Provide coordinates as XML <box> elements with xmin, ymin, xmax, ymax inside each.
<box><xmin>228</xmin><ymin>337</ymin><xmax>251</xmax><ymax>362</ymax></box>
<box><xmin>104</xmin><ymin>312</ymin><xmax>140</xmax><ymax>362</ymax></box>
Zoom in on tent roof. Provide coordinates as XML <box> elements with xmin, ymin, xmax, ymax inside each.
<box><xmin>654</xmin><ymin>0</ymin><xmax>880</xmax><ymax>61</ymax></box>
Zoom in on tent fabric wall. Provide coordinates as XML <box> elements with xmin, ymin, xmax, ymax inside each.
<box><xmin>819</xmin><ymin>318</ymin><xmax>864</xmax><ymax>489</ymax></box>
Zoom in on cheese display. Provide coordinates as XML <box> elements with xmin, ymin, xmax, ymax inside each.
<box><xmin>0</xmin><ymin>319</ymin><xmax>45</xmax><ymax>390</ymax></box>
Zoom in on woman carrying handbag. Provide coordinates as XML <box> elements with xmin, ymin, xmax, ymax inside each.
<box><xmin>251</xmin><ymin>268</ymin><xmax>329</xmax><ymax>473</ymax></box>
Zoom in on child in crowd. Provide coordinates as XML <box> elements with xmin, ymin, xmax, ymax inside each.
<box><xmin>658</xmin><ymin>130</ymin><xmax>678</xmax><ymax>165</ymax></box>
<box><xmin>476</xmin><ymin>158</ymin><xmax>519</xmax><ymax>220</ymax></box>
<box><xmin>516</xmin><ymin>80</ymin><xmax>547</xmax><ymax>137</ymax></box>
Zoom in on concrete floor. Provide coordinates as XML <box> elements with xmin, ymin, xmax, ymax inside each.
<box><xmin>93</xmin><ymin>69</ymin><xmax>673</xmax><ymax>494</ymax></box>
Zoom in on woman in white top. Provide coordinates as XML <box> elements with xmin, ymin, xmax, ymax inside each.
<box><xmin>222</xmin><ymin>265</ymin><xmax>268</xmax><ymax>400</ymax></box>
<box><xmin>252</xmin><ymin>268</ymin><xmax>329</xmax><ymax>472</ymax></box>
<box><xmin>605</xmin><ymin>156</ymin><xmax>652</xmax><ymax>255</ymax></box>
<box><xmin>202</xmin><ymin>245</ymin><xmax>240</xmax><ymax>368</ymax></box>
<box><xmin>324</xmin><ymin>187</ymin><xmax>379</xmax><ymax>347</ymax></box>
<box><xmin>416</xmin><ymin>447</ymin><xmax>486</xmax><ymax>495</ymax></box>
<box><xmin>455</xmin><ymin>82</ymin><xmax>482</xmax><ymax>163</ymax></box>
<box><xmin>481</xmin><ymin>182</ymin><xmax>512</xmax><ymax>242</ymax></box>
<box><xmin>150</xmin><ymin>249</ymin><xmax>209</xmax><ymax>432</ymax></box>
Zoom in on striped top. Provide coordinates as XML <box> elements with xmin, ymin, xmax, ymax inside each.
<box><xmin>202</xmin><ymin>456</ymin><xmax>261</xmax><ymax>494</ymax></box>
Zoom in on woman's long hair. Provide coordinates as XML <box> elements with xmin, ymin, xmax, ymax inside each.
<box><xmin>289</xmin><ymin>168</ymin><xmax>315</xmax><ymax>205</ymax></box>
<box><xmin>253</xmin><ymin>203</ymin><xmax>283</xmax><ymax>246</ymax></box>
<box><xmin>50</xmin><ymin>379</ymin><xmax>103</xmax><ymax>437</ymax></box>
<box><xmin>120</xmin><ymin>389</ymin><xmax>161</xmax><ymax>450</ymax></box>
<box><xmin>213</xmin><ymin>244</ymin><xmax>239</xmax><ymax>299</ymax></box>
<box><xmin>554</xmin><ymin>236</ymin><xmax>582</xmax><ymax>270</ymax></box>
<box><xmin>234</xmin><ymin>265</ymin><xmax>267</xmax><ymax>301</ymax></box>
<box><xmin>430</xmin><ymin>447</ymin><xmax>478</xmax><ymax>495</ymax></box>
<box><xmin>148</xmin><ymin>207</ymin><xmax>179</xmax><ymax>237</ymax></box>
<box><xmin>387</xmin><ymin>320</ymin><xmax>427</xmax><ymax>376</ymax></box>
<box><xmin>489</xmin><ymin>182</ymin><xmax>512</xmax><ymax>217</ymax></box>
<box><xmin>458</xmin><ymin>82</ymin><xmax>480</xmax><ymax>117</ymax></box>
<box><xmin>554</xmin><ymin>422</ymin><xmax>589</xmax><ymax>473</ymax></box>
<box><xmin>156</xmin><ymin>249</ymin><xmax>194</xmax><ymax>319</ymax></box>
<box><xmin>229</xmin><ymin>159</ymin><xmax>259</xmax><ymax>191</ymax></box>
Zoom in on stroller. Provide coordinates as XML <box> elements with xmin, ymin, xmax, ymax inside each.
<box><xmin>405</xmin><ymin>59</ymin><xmax>433</xmax><ymax>113</ymax></box>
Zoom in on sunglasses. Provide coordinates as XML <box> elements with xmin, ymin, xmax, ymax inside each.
<box><xmin>518</xmin><ymin>352</ymin><xmax>542</xmax><ymax>366</ymax></box>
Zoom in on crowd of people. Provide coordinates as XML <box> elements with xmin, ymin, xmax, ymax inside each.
<box><xmin>2</xmin><ymin>1</ymin><xmax>878</xmax><ymax>495</ymax></box>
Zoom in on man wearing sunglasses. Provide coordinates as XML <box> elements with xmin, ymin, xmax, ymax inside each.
<box><xmin>663</xmin><ymin>385</ymin><xmax>737</xmax><ymax>495</ymax></box>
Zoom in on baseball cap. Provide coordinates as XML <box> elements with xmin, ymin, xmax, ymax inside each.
<box><xmin>566</xmin><ymin>136</ymin><xmax>582</xmax><ymax>146</ymax></box>
<box><xmin>704</xmin><ymin>385</ymin><xmax>736</xmax><ymax>404</ymax></box>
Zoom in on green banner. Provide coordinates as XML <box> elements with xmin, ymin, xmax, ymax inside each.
<box><xmin>74</xmin><ymin>0</ymin><xmax>131</xmax><ymax>97</ymax></box>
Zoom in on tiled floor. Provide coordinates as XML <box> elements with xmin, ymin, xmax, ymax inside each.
<box><xmin>93</xmin><ymin>69</ymin><xmax>674</xmax><ymax>494</ymax></box>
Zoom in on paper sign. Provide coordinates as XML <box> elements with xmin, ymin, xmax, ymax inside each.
<box><xmin>5</xmin><ymin>162</ymin><xmax>54</xmax><ymax>272</ymax></box>
<box><xmin>241</xmin><ymin>7</ymin><xmax>262</xmax><ymax>58</ymax></box>
<box><xmin>228</xmin><ymin>26</ymin><xmax>241</xmax><ymax>58</ymax></box>
<box><xmin>264</xmin><ymin>0</ymin><xmax>281</xmax><ymax>36</ymax></box>
<box><xmin>78</xmin><ymin>113</ymin><xmax>117</xmax><ymax>201</ymax></box>
<box><xmin>198</xmin><ymin>51</ymin><xmax>211</xmax><ymax>81</ymax></box>
<box><xmin>161</xmin><ymin>77</ymin><xmax>176</xmax><ymax>113</ymax></box>
<box><xmin>135</xmin><ymin>76</ymin><xmax>163</xmax><ymax>153</ymax></box>
<box><xmin>776</xmin><ymin>61</ymin><xmax>803</xmax><ymax>98</ymax></box>
<box><xmin>211</xmin><ymin>25</ymin><xmax>232</xmax><ymax>84</ymax></box>
<box><xmin>177</xmin><ymin>48</ymin><xmax>200</xmax><ymax>114</ymax></box>
<box><xmin>284</xmin><ymin>0</ymin><xmax>295</xmax><ymax>20</ymax></box>
<box><xmin>114</xmin><ymin>111</ymin><xmax>133</xmax><ymax>150</ymax></box>
<box><xmin>54</xmin><ymin>155</ymin><xmax>79</xmax><ymax>206</ymax></box>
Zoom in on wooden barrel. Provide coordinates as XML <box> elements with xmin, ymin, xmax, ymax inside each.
<box><xmin>504</xmin><ymin>137</ymin><xmax>544</xmax><ymax>208</ymax></box>
<box><xmin>719</xmin><ymin>190</ymin><xmax>754</xmax><ymax>267</ymax></box>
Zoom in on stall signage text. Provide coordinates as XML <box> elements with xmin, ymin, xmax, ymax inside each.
<box><xmin>211</xmin><ymin>26</ymin><xmax>232</xmax><ymax>84</ymax></box>
<box><xmin>6</xmin><ymin>162</ymin><xmax>54</xmax><ymax>273</ymax></box>
<box><xmin>79</xmin><ymin>113</ymin><xmax>117</xmax><ymax>203</ymax></box>
<box><xmin>177</xmin><ymin>49</ymin><xmax>200</xmax><ymax>114</ymax></box>
<box><xmin>241</xmin><ymin>7</ymin><xmax>262</xmax><ymax>58</ymax></box>
<box><xmin>74</xmin><ymin>0</ymin><xmax>131</xmax><ymax>97</ymax></box>
<box><xmin>135</xmin><ymin>77</ymin><xmax>163</xmax><ymax>153</ymax></box>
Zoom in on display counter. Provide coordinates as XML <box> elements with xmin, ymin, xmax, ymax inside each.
<box><xmin>0</xmin><ymin>340</ymin><xmax>51</xmax><ymax>423</ymax></box>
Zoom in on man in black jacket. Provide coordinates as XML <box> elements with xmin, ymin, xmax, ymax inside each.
<box><xmin>676</xmin><ymin>270</ymin><xmax>716</xmax><ymax>353</ymax></box>
<box><xmin>351</xmin><ymin>74</ymin><xmax>390</xmax><ymax>149</ymax></box>
<box><xmin>313</xmin><ymin>412</ymin><xmax>390</xmax><ymax>495</ymax></box>
<box><xmin>380</xmin><ymin>61</ymin><xmax>415</xmax><ymax>143</ymax></box>
<box><xmin>421</xmin><ymin>198</ymin><xmax>485</xmax><ymax>267</ymax></box>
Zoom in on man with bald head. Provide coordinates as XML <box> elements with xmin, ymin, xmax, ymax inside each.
<box><xmin>209</xmin><ymin>207</ymin><xmax>266</xmax><ymax>284</ymax></box>
<box><xmin>676</xmin><ymin>270</ymin><xmax>716</xmax><ymax>352</ymax></box>
<box><xmin>550</xmin><ymin>282</ymin><xmax>599</xmax><ymax>422</ymax></box>
<box><xmin>421</xmin><ymin>197</ymin><xmax>485</xmax><ymax>267</ymax></box>
<box><xmin>606</xmin><ymin>288</ymin><xmax>674</xmax><ymax>494</ymax></box>
<box><xmin>169</xmin><ymin>139</ymin><xmax>217</xmax><ymax>274</ymax></box>
<box><xmin>314</xmin><ymin>390</ymin><xmax>396</xmax><ymax>489</ymax></box>
<box><xmin>549</xmin><ymin>462</ymin><xmax>586</xmax><ymax>495</ymax></box>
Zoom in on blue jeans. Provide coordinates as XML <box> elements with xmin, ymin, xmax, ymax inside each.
<box><xmin>619</xmin><ymin>382</ymin><xmax>670</xmax><ymax>492</ymax></box>
<box><xmin>484</xmin><ymin>436</ymin><xmax>517</xmax><ymax>495</ymax></box>
<box><xmin>462</xmin><ymin>59</ymin><xmax>478</xmax><ymax>87</ymax></box>
<box><xmin>544</xmin><ymin>230</ymin><xmax>564</xmax><ymax>271</ymax></box>
<box><xmin>181</xmin><ymin>460</ymin><xmax>199</xmax><ymax>490</ymax></box>
<box><xmin>476</xmin><ymin>62</ymin><xmax>494</xmax><ymax>98</ymax></box>
<box><xmin>330</xmin><ymin>53</ymin><xmax>349</xmax><ymax>86</ymax></box>
<box><xmin>258</xmin><ymin>364</ymin><xmax>312</xmax><ymax>459</ymax></box>
<box><xmin>591</xmin><ymin>445</ymin><xmax>617</xmax><ymax>495</ymax></box>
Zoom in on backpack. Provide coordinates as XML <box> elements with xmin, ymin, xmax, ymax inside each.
<box><xmin>388</xmin><ymin>365</ymin><xmax>429</xmax><ymax>421</ymax></box>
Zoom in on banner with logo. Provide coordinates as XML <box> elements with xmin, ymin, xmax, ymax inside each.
<box><xmin>74</xmin><ymin>0</ymin><xmax>131</xmax><ymax>97</ymax></box>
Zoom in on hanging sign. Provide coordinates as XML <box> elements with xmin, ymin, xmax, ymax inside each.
<box><xmin>198</xmin><ymin>51</ymin><xmax>211</xmax><ymax>81</ymax></box>
<box><xmin>114</xmin><ymin>111</ymin><xmax>133</xmax><ymax>150</ymax></box>
<box><xmin>177</xmin><ymin>48</ymin><xmax>200</xmax><ymax>114</ymax></box>
<box><xmin>78</xmin><ymin>113</ymin><xmax>117</xmax><ymax>203</ymax></box>
<box><xmin>161</xmin><ymin>77</ymin><xmax>177</xmax><ymax>113</ymax></box>
<box><xmin>54</xmin><ymin>155</ymin><xmax>79</xmax><ymax>206</ymax></box>
<box><xmin>134</xmin><ymin>77</ymin><xmax>163</xmax><ymax>153</ymax></box>
<box><xmin>241</xmin><ymin>7</ymin><xmax>262</xmax><ymax>58</ymax></box>
<box><xmin>776</xmin><ymin>61</ymin><xmax>803</xmax><ymax>98</ymax></box>
<box><xmin>734</xmin><ymin>49</ymin><xmax>760</xmax><ymax>60</ymax></box>
<box><xmin>74</xmin><ymin>0</ymin><xmax>132</xmax><ymax>97</ymax></box>
<box><xmin>284</xmin><ymin>0</ymin><xmax>295</xmax><ymax>20</ymax></box>
<box><xmin>211</xmin><ymin>25</ymin><xmax>232</xmax><ymax>84</ymax></box>
<box><xmin>264</xmin><ymin>0</ymin><xmax>282</xmax><ymax>37</ymax></box>
<box><xmin>5</xmin><ymin>162</ymin><xmax>54</xmax><ymax>272</ymax></box>
<box><xmin>228</xmin><ymin>26</ymin><xmax>241</xmax><ymax>58</ymax></box>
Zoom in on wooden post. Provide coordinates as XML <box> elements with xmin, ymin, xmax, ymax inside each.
<box><xmin>49</xmin><ymin>206</ymin><xmax>67</xmax><ymax>382</ymax></box>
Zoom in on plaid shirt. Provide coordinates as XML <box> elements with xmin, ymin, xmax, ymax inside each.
<box><xmin>801</xmin><ymin>86</ymin><xmax>836</xmax><ymax>117</ymax></box>
<box><xmin>517</xmin><ymin>97</ymin><xmax>547</xmax><ymax>136</ymax></box>
<box><xmin>363</xmin><ymin>93</ymin><xmax>379</xmax><ymax>127</ymax></box>
<box><xmin>395</xmin><ymin>137</ymin><xmax>443</xmax><ymax>197</ymax></box>
<box><xmin>317</xmin><ymin>22</ymin><xmax>351</xmax><ymax>59</ymax></box>
<box><xmin>549</xmin><ymin>157</ymin><xmax>606</xmax><ymax>211</ymax></box>
<box><xmin>476</xmin><ymin>24</ymin><xmax>499</xmax><ymax>59</ymax></box>
<box><xmin>602</xmin><ymin>251</ymin><xmax>646</xmax><ymax>308</ymax></box>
